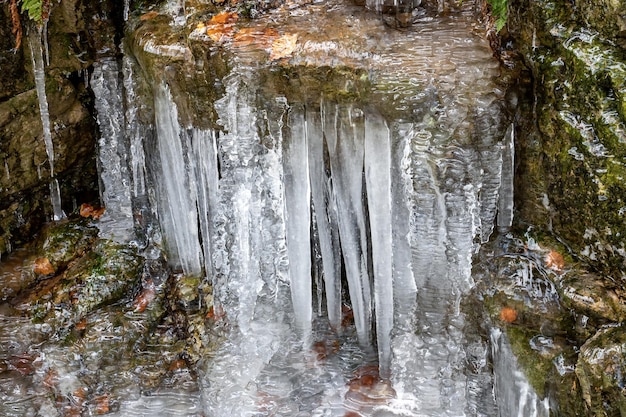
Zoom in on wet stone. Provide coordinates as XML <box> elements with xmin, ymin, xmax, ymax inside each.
<box><xmin>575</xmin><ymin>324</ymin><xmax>626</xmax><ymax>416</ymax></box>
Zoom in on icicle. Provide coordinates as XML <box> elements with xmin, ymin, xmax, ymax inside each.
<box><xmin>192</xmin><ymin>128</ymin><xmax>220</xmax><ymax>279</ymax></box>
<box><xmin>122</xmin><ymin>54</ymin><xmax>147</xmax><ymax>199</ymax></box>
<box><xmin>307</xmin><ymin>104</ymin><xmax>342</xmax><ymax>330</ymax></box>
<box><xmin>497</xmin><ymin>123</ymin><xmax>515</xmax><ymax>230</ymax></box>
<box><xmin>324</xmin><ymin>102</ymin><xmax>372</xmax><ymax>346</ymax></box>
<box><xmin>154</xmin><ymin>84</ymin><xmax>203</xmax><ymax>276</ymax></box>
<box><xmin>283</xmin><ymin>106</ymin><xmax>312</xmax><ymax>336</ymax></box>
<box><xmin>364</xmin><ymin>111</ymin><xmax>394</xmax><ymax>378</ymax></box>
<box><xmin>91</xmin><ymin>58</ymin><xmax>135</xmax><ymax>242</ymax></box>
<box><xmin>28</xmin><ymin>28</ymin><xmax>65</xmax><ymax>221</ymax></box>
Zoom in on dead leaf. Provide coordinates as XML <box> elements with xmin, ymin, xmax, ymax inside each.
<box><xmin>499</xmin><ymin>306</ymin><xmax>517</xmax><ymax>323</ymax></box>
<box><xmin>133</xmin><ymin>285</ymin><xmax>156</xmax><ymax>313</ymax></box>
<box><xmin>233</xmin><ymin>27</ymin><xmax>279</xmax><ymax>49</ymax></box>
<box><xmin>34</xmin><ymin>257</ymin><xmax>55</xmax><ymax>275</ymax></box>
<box><xmin>80</xmin><ymin>203</ymin><xmax>105</xmax><ymax>220</ymax></box>
<box><xmin>209</xmin><ymin>11</ymin><xmax>239</xmax><ymax>25</ymax></box>
<box><xmin>168</xmin><ymin>359</ymin><xmax>186</xmax><ymax>371</ymax></box>
<box><xmin>269</xmin><ymin>33</ymin><xmax>298</xmax><ymax>61</ymax></box>
<box><xmin>545</xmin><ymin>250</ymin><xmax>565</xmax><ymax>272</ymax></box>
<box><xmin>94</xmin><ymin>394</ymin><xmax>110</xmax><ymax>415</ymax></box>
<box><xmin>140</xmin><ymin>11</ymin><xmax>159</xmax><ymax>21</ymax></box>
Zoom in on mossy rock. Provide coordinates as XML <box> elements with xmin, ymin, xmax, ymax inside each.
<box><xmin>37</xmin><ymin>217</ymin><xmax>99</xmax><ymax>271</ymax></box>
<box><xmin>576</xmin><ymin>324</ymin><xmax>626</xmax><ymax>416</ymax></box>
<box><xmin>23</xmin><ymin>239</ymin><xmax>143</xmax><ymax>332</ymax></box>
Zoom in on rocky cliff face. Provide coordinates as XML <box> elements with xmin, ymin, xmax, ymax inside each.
<box><xmin>506</xmin><ymin>0</ymin><xmax>626</xmax><ymax>276</ymax></box>
<box><xmin>0</xmin><ymin>0</ymin><xmax>121</xmax><ymax>255</ymax></box>
<box><xmin>494</xmin><ymin>0</ymin><xmax>626</xmax><ymax>414</ymax></box>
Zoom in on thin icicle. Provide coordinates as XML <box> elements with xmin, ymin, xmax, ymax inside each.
<box><xmin>192</xmin><ymin>129</ymin><xmax>220</xmax><ymax>280</ymax></box>
<box><xmin>364</xmin><ymin>111</ymin><xmax>394</xmax><ymax>378</ymax></box>
<box><xmin>28</xmin><ymin>28</ymin><xmax>64</xmax><ymax>221</ymax></box>
<box><xmin>283</xmin><ymin>106</ymin><xmax>312</xmax><ymax>336</ymax></box>
<box><xmin>307</xmin><ymin>104</ymin><xmax>342</xmax><ymax>330</ymax></box>
<box><xmin>498</xmin><ymin>123</ymin><xmax>515</xmax><ymax>230</ymax></box>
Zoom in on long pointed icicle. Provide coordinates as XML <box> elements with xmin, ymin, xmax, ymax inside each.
<box><xmin>283</xmin><ymin>106</ymin><xmax>313</xmax><ymax>335</ymax></box>
<box><xmin>364</xmin><ymin>111</ymin><xmax>394</xmax><ymax>378</ymax></box>
<box><xmin>325</xmin><ymin>102</ymin><xmax>371</xmax><ymax>345</ymax></box>
<box><xmin>307</xmin><ymin>105</ymin><xmax>342</xmax><ymax>330</ymax></box>
<box><xmin>28</xmin><ymin>28</ymin><xmax>64</xmax><ymax>221</ymax></box>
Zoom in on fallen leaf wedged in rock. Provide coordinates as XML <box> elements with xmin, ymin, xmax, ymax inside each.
<box><xmin>80</xmin><ymin>203</ymin><xmax>105</xmax><ymax>220</ymax></box>
<box><xmin>545</xmin><ymin>250</ymin><xmax>565</xmax><ymax>272</ymax></box>
<box><xmin>499</xmin><ymin>306</ymin><xmax>517</xmax><ymax>323</ymax></box>
<box><xmin>94</xmin><ymin>394</ymin><xmax>110</xmax><ymax>414</ymax></box>
<box><xmin>140</xmin><ymin>11</ymin><xmax>159</xmax><ymax>21</ymax></box>
<box><xmin>34</xmin><ymin>257</ymin><xmax>55</xmax><ymax>275</ymax></box>
<box><xmin>209</xmin><ymin>11</ymin><xmax>238</xmax><ymax>25</ymax></box>
<box><xmin>269</xmin><ymin>33</ymin><xmax>298</xmax><ymax>61</ymax></box>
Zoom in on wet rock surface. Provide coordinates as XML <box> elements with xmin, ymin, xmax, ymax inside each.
<box><xmin>506</xmin><ymin>0</ymin><xmax>626</xmax><ymax>277</ymax></box>
<box><xmin>475</xmin><ymin>230</ymin><xmax>626</xmax><ymax>415</ymax></box>
<box><xmin>0</xmin><ymin>215</ymin><xmax>219</xmax><ymax>416</ymax></box>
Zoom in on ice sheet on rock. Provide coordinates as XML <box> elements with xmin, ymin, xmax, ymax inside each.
<box><xmin>154</xmin><ymin>84</ymin><xmax>203</xmax><ymax>276</ymax></box>
<box><xmin>491</xmin><ymin>328</ymin><xmax>551</xmax><ymax>417</ymax></box>
<box><xmin>92</xmin><ymin>58</ymin><xmax>135</xmax><ymax>242</ymax></box>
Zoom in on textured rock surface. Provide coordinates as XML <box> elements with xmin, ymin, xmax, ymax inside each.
<box><xmin>507</xmin><ymin>0</ymin><xmax>626</xmax><ymax>277</ymax></box>
<box><xmin>0</xmin><ymin>0</ymin><xmax>118</xmax><ymax>255</ymax></box>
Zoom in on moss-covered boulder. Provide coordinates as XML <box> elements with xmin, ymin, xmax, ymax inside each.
<box><xmin>19</xmin><ymin>240</ymin><xmax>143</xmax><ymax>331</ymax></box>
<box><xmin>507</xmin><ymin>0</ymin><xmax>626</xmax><ymax>277</ymax></box>
<box><xmin>576</xmin><ymin>324</ymin><xmax>626</xmax><ymax>416</ymax></box>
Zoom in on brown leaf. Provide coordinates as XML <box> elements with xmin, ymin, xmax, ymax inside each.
<box><xmin>233</xmin><ymin>27</ymin><xmax>279</xmax><ymax>49</ymax></box>
<box><xmin>34</xmin><ymin>257</ymin><xmax>55</xmax><ymax>275</ymax></box>
<box><xmin>9</xmin><ymin>0</ymin><xmax>22</xmax><ymax>50</ymax></box>
<box><xmin>133</xmin><ymin>285</ymin><xmax>156</xmax><ymax>313</ymax></box>
<box><xmin>545</xmin><ymin>250</ymin><xmax>565</xmax><ymax>272</ymax></box>
<box><xmin>209</xmin><ymin>11</ymin><xmax>239</xmax><ymax>25</ymax></box>
<box><xmin>80</xmin><ymin>203</ymin><xmax>105</xmax><ymax>219</ymax></box>
<box><xmin>269</xmin><ymin>33</ymin><xmax>298</xmax><ymax>61</ymax></box>
<box><xmin>140</xmin><ymin>11</ymin><xmax>160</xmax><ymax>21</ymax></box>
<box><xmin>94</xmin><ymin>394</ymin><xmax>110</xmax><ymax>415</ymax></box>
<box><xmin>499</xmin><ymin>306</ymin><xmax>517</xmax><ymax>323</ymax></box>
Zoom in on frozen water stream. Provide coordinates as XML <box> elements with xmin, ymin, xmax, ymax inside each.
<box><xmin>0</xmin><ymin>0</ymin><xmax>552</xmax><ymax>415</ymax></box>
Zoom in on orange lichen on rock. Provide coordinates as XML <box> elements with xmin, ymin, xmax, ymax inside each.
<box><xmin>545</xmin><ymin>250</ymin><xmax>565</xmax><ymax>272</ymax></box>
<box><xmin>233</xmin><ymin>27</ymin><xmax>279</xmax><ymax>49</ymax></box>
<box><xmin>204</xmin><ymin>11</ymin><xmax>239</xmax><ymax>42</ymax></box>
<box><xmin>269</xmin><ymin>33</ymin><xmax>298</xmax><ymax>61</ymax></box>
<box><xmin>499</xmin><ymin>306</ymin><xmax>517</xmax><ymax>323</ymax></box>
<box><xmin>34</xmin><ymin>257</ymin><xmax>55</xmax><ymax>275</ymax></box>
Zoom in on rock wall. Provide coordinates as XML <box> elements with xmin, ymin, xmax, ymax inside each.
<box><xmin>499</xmin><ymin>0</ymin><xmax>626</xmax><ymax>414</ymax></box>
<box><xmin>507</xmin><ymin>0</ymin><xmax>626</xmax><ymax>276</ymax></box>
<box><xmin>0</xmin><ymin>0</ymin><xmax>122</xmax><ymax>255</ymax></box>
